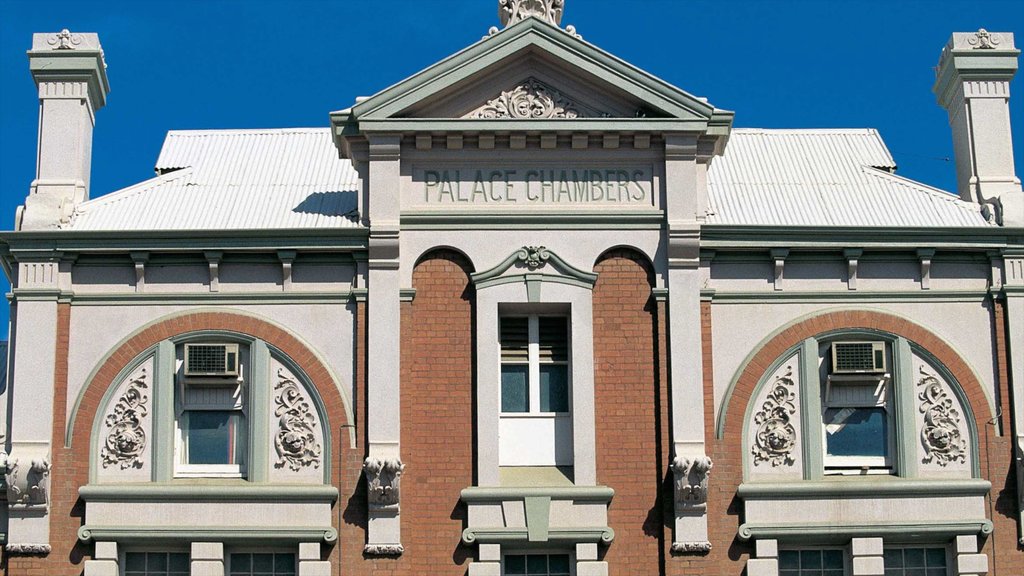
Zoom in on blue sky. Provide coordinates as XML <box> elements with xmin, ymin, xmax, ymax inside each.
<box><xmin>0</xmin><ymin>0</ymin><xmax>1022</xmax><ymax>329</ymax></box>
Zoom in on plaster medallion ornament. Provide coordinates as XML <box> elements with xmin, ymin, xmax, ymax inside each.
<box><xmin>363</xmin><ymin>457</ymin><xmax>405</xmax><ymax>508</ymax></box>
<box><xmin>48</xmin><ymin>28</ymin><xmax>81</xmax><ymax>50</ymax></box>
<box><xmin>274</xmin><ymin>369</ymin><xmax>322</xmax><ymax>470</ymax></box>
<box><xmin>917</xmin><ymin>367</ymin><xmax>967</xmax><ymax>466</ymax></box>
<box><xmin>500</xmin><ymin>0</ymin><xmax>564</xmax><ymax>28</ymax></box>
<box><xmin>968</xmin><ymin>29</ymin><xmax>1000</xmax><ymax>49</ymax></box>
<box><xmin>670</xmin><ymin>455</ymin><xmax>713</xmax><ymax>507</ymax></box>
<box><xmin>473</xmin><ymin>78</ymin><xmax>584</xmax><ymax>119</ymax></box>
<box><xmin>100</xmin><ymin>370</ymin><xmax>149</xmax><ymax>469</ymax></box>
<box><xmin>364</xmin><ymin>544</ymin><xmax>404</xmax><ymax>556</ymax></box>
<box><xmin>517</xmin><ymin>245</ymin><xmax>551</xmax><ymax>269</ymax></box>
<box><xmin>751</xmin><ymin>367</ymin><xmax>798</xmax><ymax>467</ymax></box>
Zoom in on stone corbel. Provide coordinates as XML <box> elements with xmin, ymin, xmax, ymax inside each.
<box><xmin>205</xmin><ymin>251</ymin><xmax>222</xmax><ymax>292</ymax></box>
<box><xmin>843</xmin><ymin>248</ymin><xmax>862</xmax><ymax>291</ymax></box>
<box><xmin>917</xmin><ymin>248</ymin><xmax>935</xmax><ymax>290</ymax></box>
<box><xmin>670</xmin><ymin>454</ymin><xmax>713</xmax><ymax>555</ymax></box>
<box><xmin>668</xmin><ymin>226</ymin><xmax>701</xmax><ymax>270</ymax></box>
<box><xmin>277</xmin><ymin>250</ymin><xmax>296</xmax><ymax>292</ymax></box>
<box><xmin>771</xmin><ymin>249</ymin><xmax>789</xmax><ymax>292</ymax></box>
<box><xmin>363</xmin><ymin>457</ymin><xmax>405</xmax><ymax>556</ymax></box>
<box><xmin>5</xmin><ymin>444</ymin><xmax>51</xmax><ymax>510</ymax></box>
<box><xmin>130</xmin><ymin>252</ymin><xmax>148</xmax><ymax>293</ymax></box>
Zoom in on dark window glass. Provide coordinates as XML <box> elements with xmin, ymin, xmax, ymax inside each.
<box><xmin>230</xmin><ymin>553</ymin><xmax>296</xmax><ymax>576</ymax></box>
<box><xmin>501</xmin><ymin>365</ymin><xmax>529</xmax><ymax>412</ymax></box>
<box><xmin>187</xmin><ymin>411</ymin><xmax>235</xmax><ymax>465</ymax></box>
<box><xmin>125</xmin><ymin>552</ymin><xmax>189</xmax><ymax>576</ymax></box>
<box><xmin>504</xmin><ymin>554</ymin><xmax>571</xmax><ymax>576</ymax></box>
<box><xmin>824</xmin><ymin>407</ymin><xmax>888</xmax><ymax>457</ymax></box>
<box><xmin>884</xmin><ymin>548</ymin><xmax>947</xmax><ymax>576</ymax></box>
<box><xmin>540</xmin><ymin>364</ymin><xmax>569</xmax><ymax>412</ymax></box>
<box><xmin>779</xmin><ymin>549</ymin><xmax>845</xmax><ymax>576</ymax></box>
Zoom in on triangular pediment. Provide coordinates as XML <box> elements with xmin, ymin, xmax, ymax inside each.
<box><xmin>332</xmin><ymin>17</ymin><xmax>732</xmax><ymax>129</ymax></box>
<box><xmin>463</xmin><ymin>77</ymin><xmax>611</xmax><ymax>119</ymax></box>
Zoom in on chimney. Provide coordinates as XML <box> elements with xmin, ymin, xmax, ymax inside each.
<box><xmin>934</xmin><ymin>29</ymin><xmax>1022</xmax><ymax>226</ymax></box>
<box><xmin>18</xmin><ymin>30</ymin><xmax>109</xmax><ymax>230</ymax></box>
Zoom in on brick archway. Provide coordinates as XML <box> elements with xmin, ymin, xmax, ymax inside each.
<box><xmin>720</xmin><ymin>309</ymin><xmax>994</xmax><ymax>442</ymax></box>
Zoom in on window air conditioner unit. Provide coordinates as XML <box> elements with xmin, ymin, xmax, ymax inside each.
<box><xmin>831</xmin><ymin>341</ymin><xmax>886</xmax><ymax>374</ymax></box>
<box><xmin>184</xmin><ymin>343</ymin><xmax>239</xmax><ymax>378</ymax></box>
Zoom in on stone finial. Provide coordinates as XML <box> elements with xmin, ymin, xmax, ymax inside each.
<box><xmin>967</xmin><ymin>28</ymin><xmax>1000</xmax><ymax>50</ymax></box>
<box><xmin>499</xmin><ymin>0</ymin><xmax>564</xmax><ymax>28</ymax></box>
<box><xmin>47</xmin><ymin>28</ymin><xmax>82</xmax><ymax>50</ymax></box>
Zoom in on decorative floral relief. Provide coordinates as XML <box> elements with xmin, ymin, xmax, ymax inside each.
<box><xmin>274</xmin><ymin>369</ymin><xmax>322</xmax><ymax>471</ymax></box>
<box><xmin>473</xmin><ymin>78</ymin><xmax>598</xmax><ymax>119</ymax></box>
<box><xmin>499</xmin><ymin>0</ymin><xmax>564</xmax><ymax>28</ymax></box>
<box><xmin>517</xmin><ymin>245</ymin><xmax>551</xmax><ymax>269</ymax></box>
<box><xmin>364</xmin><ymin>544</ymin><xmax>404</xmax><ymax>556</ymax></box>
<box><xmin>100</xmin><ymin>369</ymin><xmax>148</xmax><ymax>469</ymax></box>
<box><xmin>670</xmin><ymin>455</ymin><xmax>712</xmax><ymax>507</ymax></box>
<box><xmin>751</xmin><ymin>366</ymin><xmax>798</xmax><ymax>467</ymax></box>
<box><xmin>968</xmin><ymin>29</ymin><xmax>1001</xmax><ymax>49</ymax></box>
<box><xmin>671</xmin><ymin>541</ymin><xmax>712</xmax><ymax>554</ymax></box>
<box><xmin>917</xmin><ymin>367</ymin><xmax>967</xmax><ymax>466</ymax></box>
<box><xmin>47</xmin><ymin>28</ymin><xmax>81</xmax><ymax>50</ymax></box>
<box><xmin>364</xmin><ymin>457</ymin><xmax>405</xmax><ymax>508</ymax></box>
<box><xmin>4</xmin><ymin>544</ymin><xmax>52</xmax><ymax>556</ymax></box>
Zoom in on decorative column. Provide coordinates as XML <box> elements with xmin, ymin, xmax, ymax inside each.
<box><xmin>364</xmin><ymin>133</ymin><xmax>405</xmax><ymax>554</ymax></box>
<box><xmin>1002</xmin><ymin>251</ymin><xmax>1024</xmax><ymax>540</ymax></box>
<box><xmin>664</xmin><ymin>134</ymin><xmax>713</xmax><ymax>552</ymax></box>
<box><xmin>4</xmin><ymin>254</ymin><xmax>69</xmax><ymax>556</ymax></box>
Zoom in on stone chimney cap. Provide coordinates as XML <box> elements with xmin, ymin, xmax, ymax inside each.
<box><xmin>31</xmin><ymin>30</ymin><xmax>103</xmax><ymax>53</ymax></box>
<box><xmin>946</xmin><ymin>29</ymin><xmax>1016</xmax><ymax>52</ymax></box>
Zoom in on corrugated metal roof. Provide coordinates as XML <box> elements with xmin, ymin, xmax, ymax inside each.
<box><xmin>69</xmin><ymin>128</ymin><xmax>361</xmax><ymax>231</ymax></box>
<box><xmin>69</xmin><ymin>126</ymin><xmax>990</xmax><ymax>231</ymax></box>
<box><xmin>706</xmin><ymin>129</ymin><xmax>990</xmax><ymax>227</ymax></box>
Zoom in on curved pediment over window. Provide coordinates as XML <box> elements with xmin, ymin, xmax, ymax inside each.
<box><xmin>472</xmin><ymin>245</ymin><xmax>597</xmax><ymax>297</ymax></box>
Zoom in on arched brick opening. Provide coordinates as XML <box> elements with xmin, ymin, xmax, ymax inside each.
<box><xmin>31</xmin><ymin>310</ymin><xmax>356</xmax><ymax>576</ymax></box>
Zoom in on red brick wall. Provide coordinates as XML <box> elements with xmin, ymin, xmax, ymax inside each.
<box><xmin>711</xmin><ymin>308</ymin><xmax>1022</xmax><ymax>575</ymax></box>
<box><xmin>592</xmin><ymin>249</ymin><xmax>666</xmax><ymax>574</ymax></box>
<box><xmin>13</xmin><ymin>310</ymin><xmax>357</xmax><ymax>576</ymax></box>
<box><xmin>392</xmin><ymin>250</ymin><xmax>475</xmax><ymax>575</ymax></box>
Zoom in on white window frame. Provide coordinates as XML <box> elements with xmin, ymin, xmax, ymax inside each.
<box><xmin>173</xmin><ymin>342</ymin><xmax>249</xmax><ymax>478</ymax></box>
<box><xmin>500</xmin><ymin>315</ymin><xmax>572</xmax><ymax>417</ymax></box>
<box><xmin>821</xmin><ymin>340</ymin><xmax>895</xmax><ymax>475</ymax></box>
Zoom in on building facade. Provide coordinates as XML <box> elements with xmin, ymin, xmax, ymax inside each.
<box><xmin>1</xmin><ymin>2</ymin><xmax>1023</xmax><ymax>575</ymax></box>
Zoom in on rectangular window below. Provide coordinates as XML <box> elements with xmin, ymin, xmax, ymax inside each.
<box><xmin>883</xmin><ymin>547</ymin><xmax>947</xmax><ymax>576</ymax></box>
<box><xmin>125</xmin><ymin>552</ymin><xmax>190</xmax><ymax>576</ymax></box>
<box><xmin>504</xmin><ymin>553</ymin><xmax>571</xmax><ymax>575</ymax></box>
<box><xmin>229</xmin><ymin>553</ymin><xmax>296</xmax><ymax>576</ymax></box>
<box><xmin>779</xmin><ymin>549</ymin><xmax>845</xmax><ymax>576</ymax></box>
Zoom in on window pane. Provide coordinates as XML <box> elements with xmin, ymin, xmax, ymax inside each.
<box><xmin>505</xmin><ymin>554</ymin><xmax>527</xmax><ymax>574</ymax></box>
<box><xmin>252</xmin><ymin>553</ymin><xmax>274</xmax><ymax>572</ymax></box>
<box><xmin>824</xmin><ymin>407</ymin><xmax>888</xmax><ymax>457</ymax></box>
<box><xmin>126</xmin><ymin>553</ymin><xmax>147</xmax><ymax>571</ymax></box>
<box><xmin>924</xmin><ymin>548</ymin><xmax>946</xmax><ymax>566</ymax></box>
<box><xmin>903</xmin><ymin>548</ymin><xmax>924</xmax><ymax>567</ymax></box>
<box><xmin>800</xmin><ymin>550</ymin><xmax>822</xmax><ymax>569</ymax></box>
<box><xmin>526</xmin><ymin>554</ymin><xmax>548</xmax><ymax>574</ymax></box>
<box><xmin>779</xmin><ymin>550</ymin><xmax>800</xmax><ymax>569</ymax></box>
<box><xmin>822</xmin><ymin>549</ymin><xmax>844</xmax><ymax>569</ymax></box>
<box><xmin>149</xmin><ymin>553</ymin><xmax>168</xmax><ymax>571</ymax></box>
<box><xmin>884</xmin><ymin>548</ymin><xmax>903</xmax><ymax>567</ymax></box>
<box><xmin>538</xmin><ymin>317</ymin><xmax>568</xmax><ymax>362</ymax></box>
<box><xmin>501</xmin><ymin>365</ymin><xmax>529</xmax><ymax>413</ymax></box>
<box><xmin>169</xmin><ymin>552</ymin><xmax>190</xmax><ymax>573</ymax></box>
<box><xmin>230</xmin><ymin>553</ymin><xmax>251</xmax><ymax>574</ymax></box>
<box><xmin>274</xmin><ymin>553</ymin><xmax>296</xmax><ymax>575</ymax></box>
<box><xmin>540</xmin><ymin>364</ymin><xmax>569</xmax><ymax>412</ymax></box>
<box><xmin>548</xmin><ymin>554</ymin><xmax>571</xmax><ymax>575</ymax></box>
<box><xmin>187</xmin><ymin>411</ymin><xmax>235</xmax><ymax>465</ymax></box>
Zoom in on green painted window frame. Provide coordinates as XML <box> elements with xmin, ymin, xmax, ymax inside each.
<box><xmin>93</xmin><ymin>331</ymin><xmax>330</xmax><ymax>485</ymax></box>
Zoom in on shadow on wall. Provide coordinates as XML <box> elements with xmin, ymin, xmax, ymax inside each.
<box><xmin>292</xmin><ymin>191</ymin><xmax>359</xmax><ymax>221</ymax></box>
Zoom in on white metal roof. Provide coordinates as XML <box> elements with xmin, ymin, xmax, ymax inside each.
<box><xmin>68</xmin><ymin>128</ymin><xmax>361</xmax><ymax>231</ymax></box>
<box><xmin>68</xmin><ymin>127</ymin><xmax>990</xmax><ymax>231</ymax></box>
<box><xmin>706</xmin><ymin>129</ymin><xmax>990</xmax><ymax>227</ymax></box>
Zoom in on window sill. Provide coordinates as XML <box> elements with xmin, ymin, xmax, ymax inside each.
<box><xmin>79</xmin><ymin>482</ymin><xmax>339</xmax><ymax>503</ymax></box>
<box><xmin>737</xmin><ymin>477</ymin><xmax>990</xmax><ymax>499</ymax></box>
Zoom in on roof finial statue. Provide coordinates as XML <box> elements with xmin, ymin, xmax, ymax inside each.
<box><xmin>499</xmin><ymin>0</ymin><xmax>564</xmax><ymax>28</ymax></box>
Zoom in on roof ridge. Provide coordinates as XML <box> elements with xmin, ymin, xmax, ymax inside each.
<box><xmin>74</xmin><ymin>168</ymin><xmax>195</xmax><ymax>211</ymax></box>
<box><xmin>860</xmin><ymin>166</ymin><xmax>985</xmax><ymax>214</ymax></box>
<box><xmin>732</xmin><ymin>128</ymin><xmax>879</xmax><ymax>134</ymax></box>
<box><xmin>165</xmin><ymin>127</ymin><xmax>331</xmax><ymax>136</ymax></box>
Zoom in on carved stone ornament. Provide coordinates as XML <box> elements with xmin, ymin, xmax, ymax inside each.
<box><xmin>364</xmin><ymin>544</ymin><xmax>404</xmax><ymax>556</ymax></box>
<box><xmin>364</xmin><ymin>457</ymin><xmax>405</xmax><ymax>508</ymax></box>
<box><xmin>472</xmin><ymin>78</ymin><xmax>601</xmax><ymax>119</ymax></box>
<box><xmin>5</xmin><ymin>451</ymin><xmax>50</xmax><ymax>508</ymax></box>
<box><xmin>4</xmin><ymin>544</ymin><xmax>52</xmax><ymax>556</ymax></box>
<box><xmin>670</xmin><ymin>455</ymin><xmax>712</xmax><ymax>507</ymax></box>
<box><xmin>751</xmin><ymin>366</ymin><xmax>798</xmax><ymax>467</ymax></box>
<box><xmin>274</xmin><ymin>369</ymin><xmax>323</xmax><ymax>471</ymax></box>
<box><xmin>100</xmin><ymin>369</ymin><xmax>148</xmax><ymax>469</ymax></box>
<box><xmin>671</xmin><ymin>541</ymin><xmax>712</xmax><ymax>554</ymax></box>
<box><xmin>47</xmin><ymin>28</ymin><xmax>81</xmax><ymax>50</ymax></box>
<box><xmin>917</xmin><ymin>367</ymin><xmax>968</xmax><ymax>466</ymax></box>
<box><xmin>968</xmin><ymin>28</ymin><xmax>1001</xmax><ymax>49</ymax></box>
<box><xmin>518</xmin><ymin>245</ymin><xmax>551</xmax><ymax>269</ymax></box>
<box><xmin>500</xmin><ymin>0</ymin><xmax>563</xmax><ymax>28</ymax></box>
